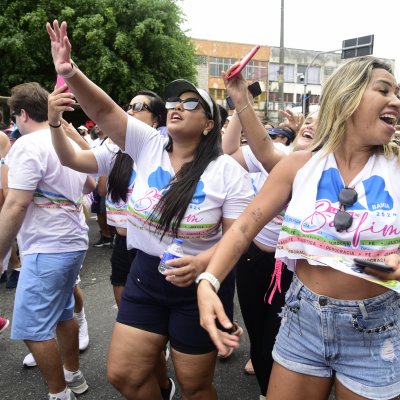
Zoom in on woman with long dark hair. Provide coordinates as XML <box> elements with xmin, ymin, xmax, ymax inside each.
<box><xmin>47</xmin><ymin>20</ymin><xmax>253</xmax><ymax>399</ymax></box>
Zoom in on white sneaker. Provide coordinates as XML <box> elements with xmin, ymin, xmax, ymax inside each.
<box><xmin>23</xmin><ymin>352</ymin><xmax>37</xmax><ymax>367</ymax></box>
<box><xmin>78</xmin><ymin>317</ymin><xmax>89</xmax><ymax>352</ymax></box>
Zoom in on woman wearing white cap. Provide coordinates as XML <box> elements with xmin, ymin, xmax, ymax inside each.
<box><xmin>47</xmin><ymin>20</ymin><xmax>253</xmax><ymax>399</ymax></box>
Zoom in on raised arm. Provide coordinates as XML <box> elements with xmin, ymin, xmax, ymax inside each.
<box><xmin>46</xmin><ymin>20</ymin><xmax>127</xmax><ymax>150</ymax></box>
<box><xmin>48</xmin><ymin>85</ymin><xmax>98</xmax><ymax>174</ymax></box>
<box><xmin>197</xmin><ymin>150</ymin><xmax>311</xmax><ymax>352</ymax></box>
<box><xmin>223</xmin><ymin>69</ymin><xmax>286</xmax><ymax>172</ymax></box>
<box><xmin>221</xmin><ymin>112</ymin><xmax>247</xmax><ymax>169</ymax></box>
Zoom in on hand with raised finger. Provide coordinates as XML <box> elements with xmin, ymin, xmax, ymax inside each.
<box><xmin>279</xmin><ymin>109</ymin><xmax>304</xmax><ymax>133</ymax></box>
<box><xmin>46</xmin><ymin>20</ymin><xmax>73</xmax><ymax>76</ymax></box>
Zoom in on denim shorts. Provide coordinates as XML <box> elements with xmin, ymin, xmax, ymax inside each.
<box><xmin>272</xmin><ymin>274</ymin><xmax>400</xmax><ymax>399</ymax></box>
<box><xmin>11</xmin><ymin>251</ymin><xmax>86</xmax><ymax>341</ymax></box>
<box><xmin>110</xmin><ymin>233</ymin><xmax>137</xmax><ymax>286</ymax></box>
<box><xmin>117</xmin><ymin>250</ymin><xmax>235</xmax><ymax>354</ymax></box>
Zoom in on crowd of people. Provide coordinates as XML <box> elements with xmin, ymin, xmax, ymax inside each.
<box><xmin>1</xmin><ymin>18</ymin><xmax>400</xmax><ymax>400</ymax></box>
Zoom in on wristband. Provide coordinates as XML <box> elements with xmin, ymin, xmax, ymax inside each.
<box><xmin>48</xmin><ymin>121</ymin><xmax>62</xmax><ymax>128</ymax></box>
<box><xmin>60</xmin><ymin>60</ymin><xmax>78</xmax><ymax>79</ymax></box>
<box><xmin>236</xmin><ymin>102</ymin><xmax>251</xmax><ymax>115</ymax></box>
<box><xmin>195</xmin><ymin>272</ymin><xmax>220</xmax><ymax>293</ymax></box>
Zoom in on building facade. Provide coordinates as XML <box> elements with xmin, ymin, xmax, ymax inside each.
<box><xmin>192</xmin><ymin>39</ymin><xmax>395</xmax><ymax>123</ymax></box>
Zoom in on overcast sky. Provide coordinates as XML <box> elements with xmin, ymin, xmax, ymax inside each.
<box><xmin>179</xmin><ymin>0</ymin><xmax>400</xmax><ymax>79</ymax></box>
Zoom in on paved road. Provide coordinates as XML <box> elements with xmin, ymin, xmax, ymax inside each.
<box><xmin>0</xmin><ymin>218</ymin><xmax>261</xmax><ymax>400</ymax></box>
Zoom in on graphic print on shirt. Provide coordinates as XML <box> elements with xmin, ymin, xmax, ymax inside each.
<box><xmin>106</xmin><ymin>169</ymin><xmax>137</xmax><ymax>227</ymax></box>
<box><xmin>33</xmin><ymin>188</ymin><xmax>82</xmax><ymax>212</ymax></box>
<box><xmin>129</xmin><ymin>166</ymin><xmax>218</xmax><ymax>239</ymax></box>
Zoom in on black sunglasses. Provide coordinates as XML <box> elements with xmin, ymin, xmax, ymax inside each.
<box><xmin>333</xmin><ymin>187</ymin><xmax>358</xmax><ymax>232</ymax></box>
<box><xmin>127</xmin><ymin>102</ymin><xmax>153</xmax><ymax>113</ymax></box>
<box><xmin>11</xmin><ymin>111</ymin><xmax>20</xmax><ymax>123</ymax></box>
<box><xmin>165</xmin><ymin>97</ymin><xmax>202</xmax><ymax>112</ymax></box>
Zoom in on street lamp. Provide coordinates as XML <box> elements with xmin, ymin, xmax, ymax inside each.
<box><xmin>302</xmin><ymin>49</ymin><xmax>341</xmax><ymax>115</ymax></box>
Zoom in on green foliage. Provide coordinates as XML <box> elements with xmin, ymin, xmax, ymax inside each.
<box><xmin>0</xmin><ymin>0</ymin><xmax>197</xmax><ymax>104</ymax></box>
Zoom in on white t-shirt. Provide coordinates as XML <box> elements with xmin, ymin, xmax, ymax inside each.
<box><xmin>93</xmin><ymin>142</ymin><xmax>135</xmax><ymax>228</ymax></box>
<box><xmin>7</xmin><ymin>129</ymin><xmax>89</xmax><ymax>255</ymax></box>
<box><xmin>124</xmin><ymin>117</ymin><xmax>254</xmax><ymax>256</ymax></box>
<box><xmin>241</xmin><ymin>144</ymin><xmax>289</xmax><ymax>248</ymax></box>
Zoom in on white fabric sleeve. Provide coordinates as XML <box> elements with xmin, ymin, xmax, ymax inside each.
<box><xmin>124</xmin><ymin>115</ymin><xmax>161</xmax><ymax>161</ymax></box>
<box><xmin>91</xmin><ymin>142</ymin><xmax>120</xmax><ymax>176</ymax></box>
<box><xmin>8</xmin><ymin>140</ymin><xmax>45</xmax><ymax>190</ymax></box>
<box><xmin>221</xmin><ymin>158</ymin><xmax>254</xmax><ymax>219</ymax></box>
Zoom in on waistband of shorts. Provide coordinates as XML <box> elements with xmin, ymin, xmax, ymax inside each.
<box><xmin>291</xmin><ymin>273</ymin><xmax>400</xmax><ymax>312</ymax></box>
<box><xmin>245</xmin><ymin>241</ymin><xmax>276</xmax><ymax>260</ymax></box>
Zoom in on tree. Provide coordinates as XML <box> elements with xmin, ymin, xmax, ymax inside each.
<box><xmin>0</xmin><ymin>0</ymin><xmax>197</xmax><ymax>105</ymax></box>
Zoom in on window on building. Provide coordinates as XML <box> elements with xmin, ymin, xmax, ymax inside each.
<box><xmin>268</xmin><ymin>63</ymin><xmax>294</xmax><ymax>82</ymax></box>
<box><xmin>297</xmin><ymin>65</ymin><xmax>321</xmax><ymax>84</ymax></box>
<box><xmin>209</xmin><ymin>57</ymin><xmax>267</xmax><ymax>81</ymax></box>
<box><xmin>324</xmin><ymin>66</ymin><xmax>336</xmax><ymax>77</ymax></box>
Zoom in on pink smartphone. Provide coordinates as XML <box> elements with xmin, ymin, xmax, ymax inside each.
<box><xmin>227</xmin><ymin>45</ymin><xmax>261</xmax><ymax>80</ymax></box>
<box><xmin>55</xmin><ymin>75</ymin><xmax>71</xmax><ymax>93</ymax></box>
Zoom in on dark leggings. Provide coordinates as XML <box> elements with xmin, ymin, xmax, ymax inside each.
<box><xmin>235</xmin><ymin>241</ymin><xmax>293</xmax><ymax>396</ymax></box>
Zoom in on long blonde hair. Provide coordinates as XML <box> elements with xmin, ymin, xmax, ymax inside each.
<box><xmin>310</xmin><ymin>56</ymin><xmax>400</xmax><ymax>159</ymax></box>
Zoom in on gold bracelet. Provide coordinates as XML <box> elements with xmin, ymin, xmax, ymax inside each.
<box><xmin>236</xmin><ymin>102</ymin><xmax>251</xmax><ymax>115</ymax></box>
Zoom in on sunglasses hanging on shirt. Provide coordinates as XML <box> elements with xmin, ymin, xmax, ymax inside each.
<box><xmin>333</xmin><ymin>187</ymin><xmax>358</xmax><ymax>232</ymax></box>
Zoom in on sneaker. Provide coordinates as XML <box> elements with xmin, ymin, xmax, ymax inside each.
<box><xmin>6</xmin><ymin>269</ymin><xmax>20</xmax><ymax>289</ymax></box>
<box><xmin>78</xmin><ymin>317</ymin><xmax>89</xmax><ymax>352</ymax></box>
<box><xmin>66</xmin><ymin>370</ymin><xmax>89</xmax><ymax>395</ymax></box>
<box><xmin>161</xmin><ymin>377</ymin><xmax>176</xmax><ymax>400</ymax></box>
<box><xmin>23</xmin><ymin>352</ymin><xmax>37</xmax><ymax>367</ymax></box>
<box><xmin>92</xmin><ymin>235</ymin><xmax>111</xmax><ymax>247</ymax></box>
<box><xmin>0</xmin><ymin>317</ymin><xmax>9</xmax><ymax>333</ymax></box>
<box><xmin>0</xmin><ymin>271</ymin><xmax>7</xmax><ymax>283</ymax></box>
<box><xmin>47</xmin><ymin>388</ymin><xmax>76</xmax><ymax>400</ymax></box>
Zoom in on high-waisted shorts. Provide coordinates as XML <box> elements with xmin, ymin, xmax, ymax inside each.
<box><xmin>117</xmin><ymin>250</ymin><xmax>235</xmax><ymax>354</ymax></box>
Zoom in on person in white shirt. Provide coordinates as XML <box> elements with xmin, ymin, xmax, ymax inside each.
<box><xmin>47</xmin><ymin>20</ymin><xmax>254</xmax><ymax>400</ymax></box>
<box><xmin>0</xmin><ymin>82</ymin><xmax>94</xmax><ymax>400</ymax></box>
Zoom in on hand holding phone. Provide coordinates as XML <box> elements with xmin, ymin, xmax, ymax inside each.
<box><xmin>55</xmin><ymin>75</ymin><xmax>72</xmax><ymax>93</ymax></box>
<box><xmin>353</xmin><ymin>258</ymin><xmax>395</xmax><ymax>273</ymax></box>
<box><xmin>226</xmin><ymin>81</ymin><xmax>262</xmax><ymax>110</ymax></box>
<box><xmin>227</xmin><ymin>45</ymin><xmax>261</xmax><ymax>80</ymax></box>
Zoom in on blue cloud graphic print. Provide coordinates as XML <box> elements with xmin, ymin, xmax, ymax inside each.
<box><xmin>147</xmin><ymin>167</ymin><xmax>206</xmax><ymax>204</ymax></box>
<box><xmin>317</xmin><ymin>168</ymin><xmax>393</xmax><ymax>211</ymax></box>
<box><xmin>148</xmin><ymin>167</ymin><xmax>172</xmax><ymax>193</ymax></box>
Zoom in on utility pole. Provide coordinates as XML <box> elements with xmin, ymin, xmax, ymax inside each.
<box><xmin>278</xmin><ymin>0</ymin><xmax>284</xmax><ymax>122</ymax></box>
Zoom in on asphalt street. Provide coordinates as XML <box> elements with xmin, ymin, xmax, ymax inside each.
<box><xmin>0</xmin><ymin>217</ymin><xmax>261</xmax><ymax>400</ymax></box>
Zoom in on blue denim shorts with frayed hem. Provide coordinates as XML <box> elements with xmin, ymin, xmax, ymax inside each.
<box><xmin>272</xmin><ymin>274</ymin><xmax>400</xmax><ymax>400</ymax></box>
<box><xmin>11</xmin><ymin>251</ymin><xmax>86</xmax><ymax>341</ymax></box>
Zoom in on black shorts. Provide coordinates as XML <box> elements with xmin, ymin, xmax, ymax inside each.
<box><xmin>117</xmin><ymin>250</ymin><xmax>235</xmax><ymax>355</ymax></box>
<box><xmin>90</xmin><ymin>187</ymin><xmax>106</xmax><ymax>214</ymax></box>
<box><xmin>110</xmin><ymin>233</ymin><xmax>137</xmax><ymax>286</ymax></box>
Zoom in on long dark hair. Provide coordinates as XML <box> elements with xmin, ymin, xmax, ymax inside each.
<box><xmin>151</xmin><ymin>97</ymin><xmax>222</xmax><ymax>238</ymax></box>
<box><xmin>107</xmin><ymin>151</ymin><xmax>134</xmax><ymax>203</ymax></box>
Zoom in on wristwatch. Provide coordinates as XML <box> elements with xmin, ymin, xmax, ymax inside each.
<box><xmin>195</xmin><ymin>272</ymin><xmax>220</xmax><ymax>293</ymax></box>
